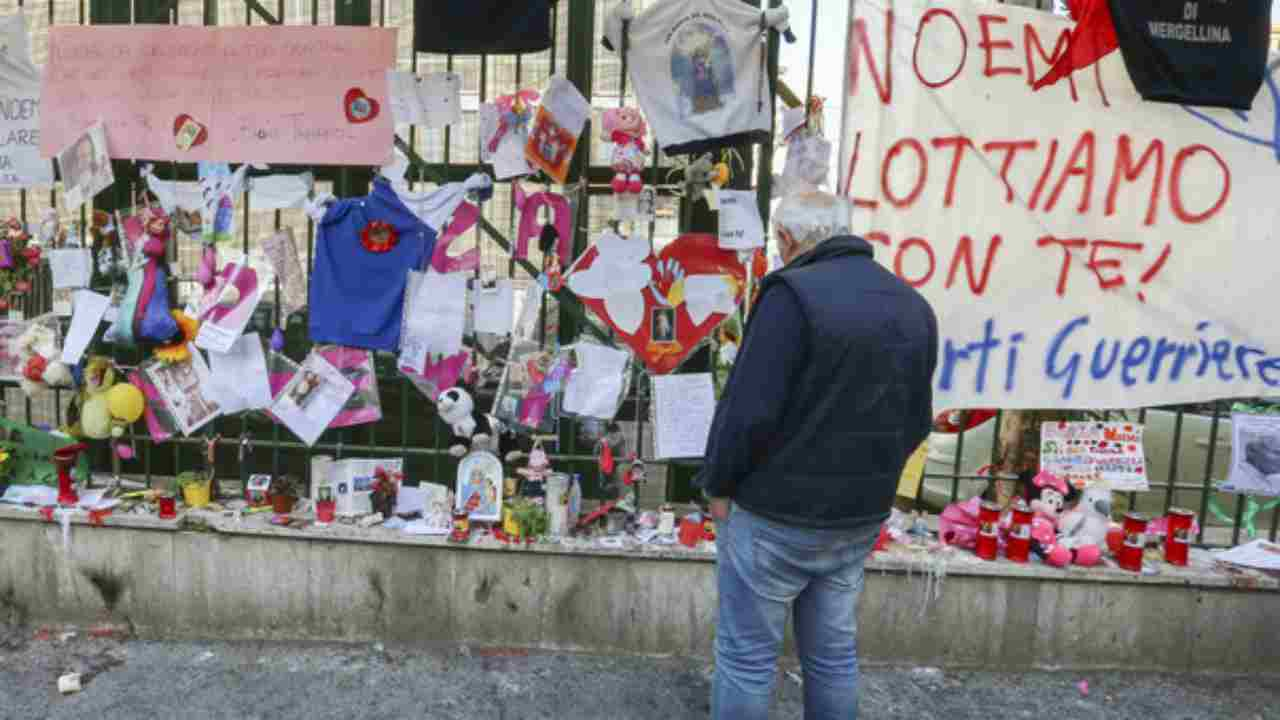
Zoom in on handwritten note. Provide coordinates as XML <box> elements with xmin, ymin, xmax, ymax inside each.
<box><xmin>47</xmin><ymin>249</ymin><xmax>92</xmax><ymax>289</ymax></box>
<box><xmin>41</xmin><ymin>26</ymin><xmax>395</xmax><ymax>164</ymax></box>
<box><xmin>260</xmin><ymin>228</ymin><xmax>307</xmax><ymax>320</ymax></box>
<box><xmin>651</xmin><ymin>373</ymin><xmax>716</xmax><ymax>460</ymax></box>
<box><xmin>400</xmin><ymin>270</ymin><xmax>466</xmax><ymax>373</ymax></box>
<box><xmin>563</xmin><ymin>342</ymin><xmax>630</xmax><ymax>420</ymax></box>
<box><xmin>206</xmin><ymin>332</ymin><xmax>273</xmax><ymax>413</ymax></box>
<box><xmin>471</xmin><ymin>278</ymin><xmax>514</xmax><ymax>335</ymax></box>
<box><xmin>1039</xmin><ymin>421</ymin><xmax>1148</xmax><ymax>491</ymax></box>
<box><xmin>717</xmin><ymin>189</ymin><xmax>764</xmax><ymax>250</ymax></box>
<box><xmin>60</xmin><ymin>289</ymin><xmax>109</xmax><ymax>365</ymax></box>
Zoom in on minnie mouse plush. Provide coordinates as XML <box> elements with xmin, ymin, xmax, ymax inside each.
<box><xmin>1026</xmin><ymin>471</ymin><xmax>1102</xmax><ymax>568</ymax></box>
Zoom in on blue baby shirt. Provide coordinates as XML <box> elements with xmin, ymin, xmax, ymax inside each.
<box><xmin>309</xmin><ymin>178</ymin><xmax>436</xmax><ymax>352</ymax></box>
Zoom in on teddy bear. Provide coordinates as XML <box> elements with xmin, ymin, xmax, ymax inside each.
<box><xmin>602</xmin><ymin>107</ymin><xmax>648</xmax><ymax>195</ymax></box>
<box><xmin>12</xmin><ymin>322</ymin><xmax>72</xmax><ymax>397</ymax></box>
<box><xmin>1025</xmin><ymin>471</ymin><xmax>1102</xmax><ymax>568</ymax></box>
<box><xmin>435</xmin><ymin>386</ymin><xmax>526</xmax><ymax>462</ymax></box>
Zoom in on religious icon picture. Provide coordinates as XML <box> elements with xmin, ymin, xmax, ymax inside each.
<box><xmin>288</xmin><ymin>369</ymin><xmax>323</xmax><ymax>410</ymax></box>
<box><xmin>651</xmin><ymin>307</ymin><xmax>676</xmax><ymax>344</ymax></box>
<box><xmin>455</xmin><ymin>450</ymin><xmax>504</xmax><ymax>522</ymax></box>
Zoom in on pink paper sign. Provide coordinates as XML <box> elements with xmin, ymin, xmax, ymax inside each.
<box><xmin>41</xmin><ymin>26</ymin><xmax>395</xmax><ymax>165</ymax></box>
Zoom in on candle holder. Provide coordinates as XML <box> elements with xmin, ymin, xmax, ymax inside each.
<box><xmin>53</xmin><ymin>443</ymin><xmax>87</xmax><ymax>506</ymax></box>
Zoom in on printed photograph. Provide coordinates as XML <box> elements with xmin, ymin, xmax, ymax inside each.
<box><xmin>56</xmin><ymin>122</ymin><xmax>115</xmax><ymax>210</ymax></box>
<box><xmin>651</xmin><ymin>307</ymin><xmax>676</xmax><ymax>344</ymax></box>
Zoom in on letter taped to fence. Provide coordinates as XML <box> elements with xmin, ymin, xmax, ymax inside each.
<box><xmin>40</xmin><ymin>26</ymin><xmax>395</xmax><ymax>165</ymax></box>
<box><xmin>839</xmin><ymin>0</ymin><xmax>1280</xmax><ymax>411</ymax></box>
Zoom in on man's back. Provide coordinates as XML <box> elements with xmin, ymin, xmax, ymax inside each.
<box><xmin>707</xmin><ymin>234</ymin><xmax>938</xmax><ymax>529</ymax></box>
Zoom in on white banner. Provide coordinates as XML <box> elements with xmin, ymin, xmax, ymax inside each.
<box><xmin>840</xmin><ymin>0</ymin><xmax>1280</xmax><ymax>411</ymax></box>
<box><xmin>0</xmin><ymin>11</ymin><xmax>52</xmax><ymax>187</ymax></box>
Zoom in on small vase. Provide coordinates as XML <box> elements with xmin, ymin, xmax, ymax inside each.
<box><xmin>271</xmin><ymin>494</ymin><xmax>297</xmax><ymax>515</ymax></box>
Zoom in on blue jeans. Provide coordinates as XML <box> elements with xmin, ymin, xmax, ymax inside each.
<box><xmin>713</xmin><ymin>503</ymin><xmax>881</xmax><ymax>720</ymax></box>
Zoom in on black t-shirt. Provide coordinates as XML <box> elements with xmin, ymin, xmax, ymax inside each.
<box><xmin>414</xmin><ymin>0</ymin><xmax>553</xmax><ymax>54</ymax></box>
<box><xmin>1107</xmin><ymin>0</ymin><xmax>1273</xmax><ymax>110</ymax></box>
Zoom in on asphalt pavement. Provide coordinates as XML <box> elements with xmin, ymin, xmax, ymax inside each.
<box><xmin>1</xmin><ymin>634</ymin><xmax>1276</xmax><ymax>719</ymax></box>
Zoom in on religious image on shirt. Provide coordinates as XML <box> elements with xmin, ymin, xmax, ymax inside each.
<box><xmin>670</xmin><ymin>20</ymin><xmax>735</xmax><ymax>118</ymax></box>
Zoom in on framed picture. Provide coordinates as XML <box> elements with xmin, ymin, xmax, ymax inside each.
<box><xmin>455</xmin><ymin>450</ymin><xmax>504</xmax><ymax>522</ymax></box>
<box><xmin>651</xmin><ymin>307</ymin><xmax>676</xmax><ymax>344</ymax></box>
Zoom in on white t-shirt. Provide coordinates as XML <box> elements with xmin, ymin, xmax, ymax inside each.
<box><xmin>603</xmin><ymin>0</ymin><xmax>785</xmax><ymax>156</ymax></box>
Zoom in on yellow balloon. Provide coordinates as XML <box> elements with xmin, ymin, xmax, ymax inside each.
<box><xmin>107</xmin><ymin>383</ymin><xmax>146</xmax><ymax>424</ymax></box>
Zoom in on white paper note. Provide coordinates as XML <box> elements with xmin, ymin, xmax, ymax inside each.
<box><xmin>651</xmin><ymin>373</ymin><xmax>716</xmax><ymax>460</ymax></box>
<box><xmin>1215</xmin><ymin>539</ymin><xmax>1280</xmax><ymax>571</ymax></box>
<box><xmin>394</xmin><ymin>485</ymin><xmax>427</xmax><ymax>515</ymax></box>
<box><xmin>717</xmin><ymin>189</ymin><xmax>765</xmax><ymax>250</ymax></box>
<box><xmin>563</xmin><ymin>343</ymin><xmax>630</xmax><ymax>420</ymax></box>
<box><xmin>386</xmin><ymin>70</ymin><xmax>424</xmax><ymax>125</ymax></box>
<box><xmin>207</xmin><ymin>332</ymin><xmax>273</xmax><ymax>413</ymax></box>
<box><xmin>400</xmin><ymin>270</ymin><xmax>467</xmax><ymax>372</ymax></box>
<box><xmin>472</xmin><ymin>278</ymin><xmax>514</xmax><ymax>335</ymax></box>
<box><xmin>60</xmin><ymin>289</ymin><xmax>109</xmax><ymax>364</ymax></box>
<box><xmin>420</xmin><ymin>72</ymin><xmax>462</xmax><ymax>128</ymax></box>
<box><xmin>48</xmin><ymin>249</ymin><xmax>92</xmax><ymax>289</ymax></box>
<box><xmin>271</xmin><ymin>352</ymin><xmax>356</xmax><ymax>447</ymax></box>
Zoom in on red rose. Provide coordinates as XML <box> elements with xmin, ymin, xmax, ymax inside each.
<box><xmin>14</xmin><ymin>280</ymin><xmax>30</xmax><ymax>293</ymax></box>
<box><xmin>23</xmin><ymin>355</ymin><xmax>46</xmax><ymax>382</ymax></box>
<box><xmin>22</xmin><ymin>247</ymin><xmax>40</xmax><ymax>265</ymax></box>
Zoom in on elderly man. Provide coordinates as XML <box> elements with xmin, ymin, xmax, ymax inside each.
<box><xmin>697</xmin><ymin>191</ymin><xmax>937</xmax><ymax>719</ymax></box>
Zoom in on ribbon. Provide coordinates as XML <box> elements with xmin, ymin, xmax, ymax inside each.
<box><xmin>1208</xmin><ymin>496</ymin><xmax>1280</xmax><ymax>539</ymax></box>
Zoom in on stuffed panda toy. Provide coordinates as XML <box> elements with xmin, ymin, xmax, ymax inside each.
<box><xmin>435</xmin><ymin>386</ymin><xmax>526</xmax><ymax>462</ymax></box>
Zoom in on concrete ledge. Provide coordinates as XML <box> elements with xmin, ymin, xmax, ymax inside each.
<box><xmin>0</xmin><ymin>507</ymin><xmax>1276</xmax><ymax>673</ymax></box>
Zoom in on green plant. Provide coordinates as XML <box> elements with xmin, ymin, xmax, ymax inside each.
<box><xmin>269</xmin><ymin>474</ymin><xmax>299</xmax><ymax>498</ymax></box>
<box><xmin>174</xmin><ymin>471</ymin><xmax>207</xmax><ymax>491</ymax></box>
<box><xmin>509</xmin><ymin>498</ymin><xmax>549</xmax><ymax>539</ymax></box>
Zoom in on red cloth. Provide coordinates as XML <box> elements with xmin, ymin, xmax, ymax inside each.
<box><xmin>1032</xmin><ymin>0</ymin><xmax>1119</xmax><ymax>91</ymax></box>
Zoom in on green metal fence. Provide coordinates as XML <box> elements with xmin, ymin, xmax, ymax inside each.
<box><xmin>0</xmin><ymin>0</ymin><xmax>1274</xmax><ymax>547</ymax></box>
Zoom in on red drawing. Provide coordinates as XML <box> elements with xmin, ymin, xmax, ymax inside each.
<box><xmin>570</xmin><ymin>233</ymin><xmax>749</xmax><ymax>375</ymax></box>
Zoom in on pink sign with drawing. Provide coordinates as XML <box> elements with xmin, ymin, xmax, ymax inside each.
<box><xmin>41</xmin><ymin>26</ymin><xmax>395</xmax><ymax>165</ymax></box>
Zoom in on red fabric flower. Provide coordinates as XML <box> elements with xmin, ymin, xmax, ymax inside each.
<box><xmin>360</xmin><ymin>221</ymin><xmax>398</xmax><ymax>254</ymax></box>
<box><xmin>23</xmin><ymin>355</ymin><xmax>46</xmax><ymax>382</ymax></box>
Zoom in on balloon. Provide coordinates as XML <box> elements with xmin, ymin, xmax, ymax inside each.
<box><xmin>107</xmin><ymin>383</ymin><xmax>146</xmax><ymax>424</ymax></box>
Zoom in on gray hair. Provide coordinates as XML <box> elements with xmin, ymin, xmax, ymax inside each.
<box><xmin>773</xmin><ymin>191</ymin><xmax>852</xmax><ymax>253</ymax></box>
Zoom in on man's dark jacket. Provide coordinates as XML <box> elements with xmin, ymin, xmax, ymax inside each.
<box><xmin>696</xmin><ymin>235</ymin><xmax>938</xmax><ymax>529</ymax></box>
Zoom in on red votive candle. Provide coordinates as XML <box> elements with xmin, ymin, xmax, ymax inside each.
<box><xmin>157</xmin><ymin>495</ymin><xmax>177</xmax><ymax>520</ymax></box>
<box><xmin>975</xmin><ymin>501</ymin><xmax>1001</xmax><ymax>561</ymax></box>
<box><xmin>1119</xmin><ymin>512</ymin><xmax>1148</xmax><ymax>572</ymax></box>
<box><xmin>1006</xmin><ymin>499</ymin><xmax>1032</xmax><ymax>564</ymax></box>
<box><xmin>1164</xmin><ymin>507</ymin><xmax>1195</xmax><ymax>566</ymax></box>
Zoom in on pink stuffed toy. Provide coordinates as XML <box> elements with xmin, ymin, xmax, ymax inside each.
<box><xmin>1026</xmin><ymin>471</ymin><xmax>1101</xmax><ymax>568</ymax></box>
<box><xmin>602</xmin><ymin>107</ymin><xmax>648</xmax><ymax>194</ymax></box>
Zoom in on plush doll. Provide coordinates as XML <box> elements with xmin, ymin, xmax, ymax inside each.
<box><xmin>13</xmin><ymin>323</ymin><xmax>73</xmax><ymax>397</ymax></box>
<box><xmin>1026</xmin><ymin>471</ymin><xmax>1102</xmax><ymax>567</ymax></box>
<box><xmin>105</xmin><ymin>203</ymin><xmax>181</xmax><ymax>347</ymax></box>
<box><xmin>1058</xmin><ymin>483</ymin><xmax>1112</xmax><ymax>554</ymax></box>
<box><xmin>602</xmin><ymin>107</ymin><xmax>648</xmax><ymax>195</ymax></box>
<box><xmin>435</xmin><ymin>386</ymin><xmax>525</xmax><ymax>462</ymax></box>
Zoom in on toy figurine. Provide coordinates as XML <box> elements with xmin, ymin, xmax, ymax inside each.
<box><xmin>602</xmin><ymin>107</ymin><xmax>648</xmax><ymax>195</ymax></box>
<box><xmin>1025</xmin><ymin>471</ymin><xmax>1101</xmax><ymax>568</ymax></box>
